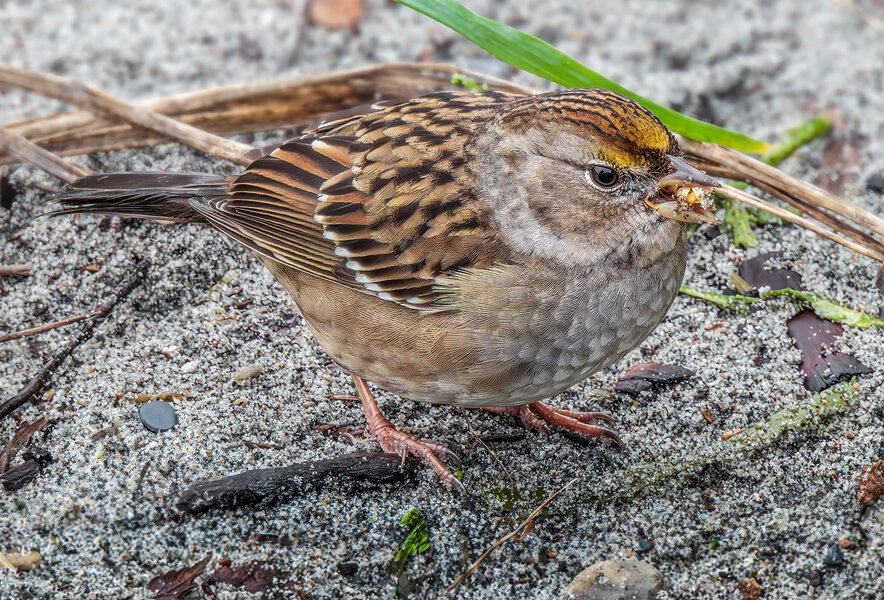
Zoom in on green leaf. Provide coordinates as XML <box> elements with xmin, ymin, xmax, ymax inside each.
<box><xmin>680</xmin><ymin>285</ymin><xmax>884</xmax><ymax>329</ymax></box>
<box><xmin>760</xmin><ymin>116</ymin><xmax>831</xmax><ymax>167</ymax></box>
<box><xmin>727</xmin><ymin>115</ymin><xmax>830</xmax><ymax>224</ymax></box>
<box><xmin>450</xmin><ymin>73</ymin><xmax>488</xmax><ymax>91</ymax></box>
<box><xmin>762</xmin><ymin>289</ymin><xmax>884</xmax><ymax>329</ymax></box>
<box><xmin>389</xmin><ymin>508</ymin><xmax>431</xmax><ymax>576</ymax></box>
<box><xmin>394</xmin><ymin>0</ymin><xmax>769</xmax><ymax>153</ymax></box>
<box><xmin>722</xmin><ymin>198</ymin><xmax>759</xmax><ymax>248</ymax></box>
<box><xmin>679</xmin><ymin>285</ymin><xmax>760</xmax><ymax>312</ymax></box>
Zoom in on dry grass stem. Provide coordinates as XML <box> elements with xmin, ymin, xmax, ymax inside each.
<box><xmin>698</xmin><ymin>162</ymin><xmax>884</xmax><ymax>257</ymax></box>
<box><xmin>459</xmin><ymin>411</ymin><xmax>514</xmax><ymax>487</ymax></box>
<box><xmin>683</xmin><ymin>139</ymin><xmax>884</xmax><ymax>238</ymax></box>
<box><xmin>0</xmin><ymin>311</ymin><xmax>102</xmax><ymax>343</ymax></box>
<box><xmin>0</xmin><ymin>264</ymin><xmax>33</xmax><ymax>278</ymax></box>
<box><xmin>717</xmin><ymin>184</ymin><xmax>884</xmax><ymax>262</ymax></box>
<box><xmin>0</xmin><ymin>126</ymin><xmax>91</xmax><ymax>183</ymax></box>
<box><xmin>447</xmin><ymin>477</ymin><xmax>578</xmax><ymax>592</ymax></box>
<box><xmin>0</xmin><ymin>64</ymin><xmax>255</xmax><ymax>165</ymax></box>
<box><xmin>0</xmin><ymin>64</ymin><xmax>530</xmax><ymax>166</ymax></box>
<box><xmin>2</xmin><ymin>62</ymin><xmax>881</xmax><ymax>264</ymax></box>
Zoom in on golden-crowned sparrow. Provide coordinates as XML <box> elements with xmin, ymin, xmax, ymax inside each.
<box><xmin>56</xmin><ymin>89</ymin><xmax>718</xmax><ymax>494</ymax></box>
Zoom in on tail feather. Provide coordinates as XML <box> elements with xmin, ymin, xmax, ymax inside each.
<box><xmin>54</xmin><ymin>172</ymin><xmax>232</xmax><ymax>223</ymax></box>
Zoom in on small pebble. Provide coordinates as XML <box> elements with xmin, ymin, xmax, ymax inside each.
<box><xmin>865</xmin><ymin>172</ymin><xmax>884</xmax><ymax>194</ymax></box>
<box><xmin>636</xmin><ymin>540</ymin><xmax>655</xmax><ymax>554</ymax></box>
<box><xmin>180</xmin><ymin>360</ymin><xmax>200</xmax><ymax>374</ymax></box>
<box><xmin>564</xmin><ymin>559</ymin><xmax>663</xmax><ymax>600</ymax></box>
<box><xmin>233</xmin><ymin>363</ymin><xmax>264</xmax><ymax>384</ymax></box>
<box><xmin>822</xmin><ymin>543</ymin><xmax>844</xmax><ymax>568</ymax></box>
<box><xmin>139</xmin><ymin>401</ymin><xmax>179</xmax><ymax>433</ymax></box>
<box><xmin>336</xmin><ymin>561</ymin><xmax>358</xmax><ymax>576</ymax></box>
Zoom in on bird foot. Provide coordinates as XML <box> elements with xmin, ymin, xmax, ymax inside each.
<box><xmin>351</xmin><ymin>375</ymin><xmax>467</xmax><ymax>496</ymax></box>
<box><xmin>486</xmin><ymin>401</ymin><xmax>624</xmax><ymax>448</ymax></box>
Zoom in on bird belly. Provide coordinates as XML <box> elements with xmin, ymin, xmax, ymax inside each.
<box><xmin>264</xmin><ymin>251</ymin><xmax>685</xmax><ymax>408</ymax></box>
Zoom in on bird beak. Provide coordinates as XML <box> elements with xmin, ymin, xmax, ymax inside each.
<box><xmin>645</xmin><ymin>155</ymin><xmax>721</xmax><ymax>225</ymax></box>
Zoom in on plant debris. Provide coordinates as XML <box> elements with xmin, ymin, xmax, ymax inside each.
<box><xmin>766</xmin><ymin>289</ymin><xmax>884</xmax><ymax>329</ymax></box>
<box><xmin>212</xmin><ymin>559</ymin><xmax>293</xmax><ymax>594</ymax></box>
<box><xmin>146</xmin><ymin>556</ymin><xmax>210</xmax><ymax>600</ymax></box>
<box><xmin>738</xmin><ymin>251</ymin><xmax>805</xmax><ymax>292</ymax></box>
<box><xmin>679</xmin><ymin>285</ymin><xmax>759</xmax><ymax>311</ymax></box>
<box><xmin>786</xmin><ymin>310</ymin><xmax>872</xmax><ymax>392</ymax></box>
<box><xmin>0</xmin><ymin>260</ymin><xmax>149</xmax><ymax>421</ymax></box>
<box><xmin>0</xmin><ymin>264</ymin><xmax>31</xmax><ymax>278</ymax></box>
<box><xmin>0</xmin><ymin>415</ymin><xmax>47</xmax><ymax>473</ymax></box>
<box><xmin>588</xmin><ymin>382</ymin><xmax>859</xmax><ymax>503</ymax></box>
<box><xmin>388</xmin><ymin>508</ymin><xmax>431</xmax><ymax>597</ymax></box>
<box><xmin>176</xmin><ymin>452</ymin><xmax>417</xmax><ymax>513</ymax></box>
<box><xmin>614</xmin><ymin>363</ymin><xmax>695</xmax><ymax>396</ymax></box>
<box><xmin>737</xmin><ymin>577</ymin><xmax>762</xmax><ymax>600</ymax></box>
<box><xmin>856</xmin><ymin>460</ymin><xmax>884</xmax><ymax>506</ymax></box>
<box><xmin>233</xmin><ymin>363</ymin><xmax>264</xmax><ymax>384</ymax></box>
<box><xmin>448</xmin><ymin>478</ymin><xmax>577</xmax><ymax>591</ymax></box>
<box><xmin>0</xmin><ymin>551</ymin><xmax>41</xmax><ymax>572</ymax></box>
<box><xmin>0</xmin><ymin>169</ymin><xmax>17</xmax><ymax>209</ymax></box>
<box><xmin>0</xmin><ymin>450</ymin><xmax>51</xmax><ymax>492</ymax></box>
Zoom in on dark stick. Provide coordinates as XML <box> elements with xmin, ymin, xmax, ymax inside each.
<box><xmin>0</xmin><ymin>260</ymin><xmax>149</xmax><ymax>421</ymax></box>
<box><xmin>176</xmin><ymin>452</ymin><xmax>417</xmax><ymax>514</ymax></box>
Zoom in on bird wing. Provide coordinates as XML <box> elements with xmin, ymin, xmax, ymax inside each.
<box><xmin>191</xmin><ymin>91</ymin><xmax>513</xmax><ymax>310</ymax></box>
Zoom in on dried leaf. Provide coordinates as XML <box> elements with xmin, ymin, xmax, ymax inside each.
<box><xmin>212</xmin><ymin>560</ymin><xmax>291</xmax><ymax>593</ymax></box>
<box><xmin>147</xmin><ymin>556</ymin><xmax>210</xmax><ymax>599</ymax></box>
<box><xmin>0</xmin><ymin>551</ymin><xmax>41</xmax><ymax>572</ymax></box>
<box><xmin>614</xmin><ymin>363</ymin><xmax>695</xmax><ymax>397</ymax></box>
<box><xmin>857</xmin><ymin>461</ymin><xmax>884</xmax><ymax>506</ymax></box>
<box><xmin>308</xmin><ymin>0</ymin><xmax>362</xmax><ymax>30</ymax></box>
<box><xmin>737</xmin><ymin>577</ymin><xmax>762</xmax><ymax>600</ymax></box>
<box><xmin>738</xmin><ymin>251</ymin><xmax>804</xmax><ymax>292</ymax></box>
<box><xmin>0</xmin><ymin>416</ymin><xmax>48</xmax><ymax>473</ymax></box>
<box><xmin>0</xmin><ymin>459</ymin><xmax>43</xmax><ymax>492</ymax></box>
<box><xmin>786</xmin><ymin>310</ymin><xmax>872</xmax><ymax>392</ymax></box>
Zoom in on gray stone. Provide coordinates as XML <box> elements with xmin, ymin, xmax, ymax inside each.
<box><xmin>139</xmin><ymin>401</ymin><xmax>178</xmax><ymax>433</ymax></box>
<box><xmin>564</xmin><ymin>560</ymin><xmax>664</xmax><ymax>600</ymax></box>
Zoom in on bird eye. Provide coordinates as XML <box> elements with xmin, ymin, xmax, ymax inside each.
<box><xmin>586</xmin><ymin>165</ymin><xmax>620</xmax><ymax>189</ymax></box>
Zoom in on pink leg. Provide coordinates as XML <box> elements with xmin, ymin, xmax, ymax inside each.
<box><xmin>352</xmin><ymin>375</ymin><xmax>467</xmax><ymax>496</ymax></box>
<box><xmin>486</xmin><ymin>401</ymin><xmax>624</xmax><ymax>448</ymax></box>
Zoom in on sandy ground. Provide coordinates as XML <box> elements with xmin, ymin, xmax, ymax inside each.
<box><xmin>2</xmin><ymin>0</ymin><xmax>884</xmax><ymax>598</ymax></box>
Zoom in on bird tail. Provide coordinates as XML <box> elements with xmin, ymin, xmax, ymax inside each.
<box><xmin>53</xmin><ymin>172</ymin><xmax>232</xmax><ymax>223</ymax></box>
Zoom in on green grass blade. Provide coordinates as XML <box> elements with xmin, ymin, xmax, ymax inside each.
<box><xmin>395</xmin><ymin>0</ymin><xmax>770</xmax><ymax>153</ymax></box>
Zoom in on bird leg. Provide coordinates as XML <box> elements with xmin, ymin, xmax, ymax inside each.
<box><xmin>351</xmin><ymin>374</ymin><xmax>467</xmax><ymax>496</ymax></box>
<box><xmin>485</xmin><ymin>401</ymin><xmax>624</xmax><ymax>448</ymax></box>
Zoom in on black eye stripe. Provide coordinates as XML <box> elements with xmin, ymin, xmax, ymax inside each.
<box><xmin>589</xmin><ymin>165</ymin><xmax>620</xmax><ymax>188</ymax></box>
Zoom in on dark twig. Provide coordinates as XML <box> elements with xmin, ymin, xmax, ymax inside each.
<box><xmin>0</xmin><ymin>260</ymin><xmax>149</xmax><ymax>421</ymax></box>
<box><xmin>176</xmin><ymin>452</ymin><xmax>417</xmax><ymax>513</ymax></box>
<box><xmin>0</xmin><ymin>310</ymin><xmax>102</xmax><ymax>343</ymax></box>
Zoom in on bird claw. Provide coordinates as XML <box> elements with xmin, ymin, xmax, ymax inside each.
<box><xmin>487</xmin><ymin>401</ymin><xmax>624</xmax><ymax>448</ymax></box>
<box><xmin>374</xmin><ymin>426</ymin><xmax>467</xmax><ymax>496</ymax></box>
